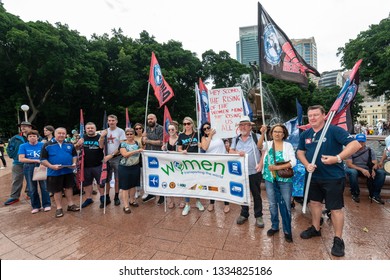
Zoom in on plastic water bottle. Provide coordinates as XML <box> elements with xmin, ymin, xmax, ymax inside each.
<box><xmin>110</xmin><ymin>173</ymin><xmax>115</xmax><ymax>188</ymax></box>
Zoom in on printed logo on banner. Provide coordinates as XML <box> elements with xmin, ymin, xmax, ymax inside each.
<box><xmin>230</xmin><ymin>182</ymin><xmax>244</xmax><ymax>197</ymax></box>
<box><xmin>228</xmin><ymin>161</ymin><xmax>242</xmax><ymax>176</ymax></box>
<box><xmin>149</xmin><ymin>175</ymin><xmax>159</xmax><ymax>188</ymax></box>
<box><xmin>148</xmin><ymin>157</ymin><xmax>159</xmax><ymax>168</ymax></box>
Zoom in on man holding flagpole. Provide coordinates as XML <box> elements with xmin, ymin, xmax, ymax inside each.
<box><xmin>297</xmin><ymin>105</ymin><xmax>361</xmax><ymax>257</ymax></box>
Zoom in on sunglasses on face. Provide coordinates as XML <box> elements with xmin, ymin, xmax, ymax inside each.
<box><xmin>203</xmin><ymin>126</ymin><xmax>211</xmax><ymax>131</ymax></box>
<box><xmin>126</xmin><ymin>133</ymin><xmax>134</xmax><ymax>136</ymax></box>
<box><xmin>135</xmin><ymin>127</ymin><xmax>142</xmax><ymax>130</ymax></box>
<box><xmin>183</xmin><ymin>122</ymin><xmax>192</xmax><ymax>126</ymax></box>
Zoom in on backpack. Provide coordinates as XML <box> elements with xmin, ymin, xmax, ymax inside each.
<box><xmin>6</xmin><ymin>135</ymin><xmax>26</xmax><ymax>160</ymax></box>
<box><xmin>235</xmin><ymin>132</ymin><xmax>258</xmax><ymax>147</ymax></box>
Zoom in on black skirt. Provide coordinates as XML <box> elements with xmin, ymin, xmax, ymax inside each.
<box><xmin>118</xmin><ymin>164</ymin><xmax>140</xmax><ymax>190</ymax></box>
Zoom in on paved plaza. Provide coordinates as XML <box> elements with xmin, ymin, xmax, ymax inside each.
<box><xmin>0</xmin><ymin>156</ymin><xmax>389</xmax><ymax>260</ymax></box>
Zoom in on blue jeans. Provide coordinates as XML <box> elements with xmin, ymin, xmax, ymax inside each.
<box><xmin>23</xmin><ymin>163</ymin><xmax>51</xmax><ymax>209</ymax></box>
<box><xmin>345</xmin><ymin>167</ymin><xmax>385</xmax><ymax>197</ymax></box>
<box><xmin>265</xmin><ymin>180</ymin><xmax>292</xmax><ymax>235</ymax></box>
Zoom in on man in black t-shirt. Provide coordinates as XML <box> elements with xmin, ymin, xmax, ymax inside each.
<box><xmin>75</xmin><ymin>122</ymin><xmax>105</xmax><ymax>208</ymax></box>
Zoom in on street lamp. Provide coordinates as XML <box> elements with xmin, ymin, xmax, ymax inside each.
<box><xmin>21</xmin><ymin>104</ymin><xmax>29</xmax><ymax>122</ymax></box>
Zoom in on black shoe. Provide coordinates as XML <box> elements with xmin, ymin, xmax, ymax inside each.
<box><xmin>372</xmin><ymin>196</ymin><xmax>385</xmax><ymax>205</ymax></box>
<box><xmin>142</xmin><ymin>194</ymin><xmax>156</xmax><ymax>203</ymax></box>
<box><xmin>352</xmin><ymin>195</ymin><xmax>360</xmax><ymax>203</ymax></box>
<box><xmin>157</xmin><ymin>196</ymin><xmax>165</xmax><ymax>205</ymax></box>
<box><xmin>284</xmin><ymin>233</ymin><xmax>293</xmax><ymax>243</ymax></box>
<box><xmin>331</xmin><ymin>236</ymin><xmax>345</xmax><ymax>257</ymax></box>
<box><xmin>114</xmin><ymin>197</ymin><xmax>120</xmax><ymax>206</ymax></box>
<box><xmin>99</xmin><ymin>196</ymin><xmax>111</xmax><ymax>208</ymax></box>
<box><xmin>300</xmin><ymin>225</ymin><xmax>321</xmax><ymax>239</ymax></box>
<box><xmin>267</xmin><ymin>228</ymin><xmax>279</xmax><ymax>236</ymax></box>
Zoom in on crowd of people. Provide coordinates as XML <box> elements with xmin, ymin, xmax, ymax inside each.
<box><xmin>1</xmin><ymin>105</ymin><xmax>388</xmax><ymax>258</ymax></box>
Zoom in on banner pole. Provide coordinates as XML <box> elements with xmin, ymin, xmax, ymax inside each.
<box><xmin>144</xmin><ymin>82</ymin><xmax>151</xmax><ymax>129</ymax></box>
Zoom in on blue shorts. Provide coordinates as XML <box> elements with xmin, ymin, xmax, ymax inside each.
<box><xmin>308</xmin><ymin>177</ymin><xmax>345</xmax><ymax>210</ymax></box>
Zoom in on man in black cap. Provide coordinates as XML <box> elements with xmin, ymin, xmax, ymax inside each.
<box><xmin>4</xmin><ymin>121</ymin><xmax>33</xmax><ymax>205</ymax></box>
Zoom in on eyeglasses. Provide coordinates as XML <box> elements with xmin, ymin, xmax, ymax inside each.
<box><xmin>135</xmin><ymin>127</ymin><xmax>142</xmax><ymax>130</ymax></box>
<box><xmin>183</xmin><ymin>122</ymin><xmax>192</xmax><ymax>126</ymax></box>
<box><xmin>126</xmin><ymin>133</ymin><xmax>134</xmax><ymax>136</ymax></box>
<box><xmin>273</xmin><ymin>131</ymin><xmax>284</xmax><ymax>134</ymax></box>
<box><xmin>203</xmin><ymin>126</ymin><xmax>211</xmax><ymax>131</ymax></box>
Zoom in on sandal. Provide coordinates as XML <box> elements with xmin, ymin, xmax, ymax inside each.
<box><xmin>123</xmin><ymin>207</ymin><xmax>131</xmax><ymax>214</ymax></box>
<box><xmin>130</xmin><ymin>202</ymin><xmax>139</xmax><ymax>207</ymax></box>
<box><xmin>223</xmin><ymin>205</ymin><xmax>230</xmax><ymax>213</ymax></box>
<box><xmin>207</xmin><ymin>204</ymin><xmax>214</xmax><ymax>212</ymax></box>
<box><xmin>168</xmin><ymin>201</ymin><xmax>175</xmax><ymax>209</ymax></box>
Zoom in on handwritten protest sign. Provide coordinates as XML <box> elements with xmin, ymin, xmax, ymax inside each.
<box><xmin>208</xmin><ymin>86</ymin><xmax>244</xmax><ymax>139</ymax></box>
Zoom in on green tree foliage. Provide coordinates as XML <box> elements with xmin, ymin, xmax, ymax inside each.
<box><xmin>338</xmin><ymin>17</ymin><xmax>390</xmax><ymax>97</ymax></box>
<box><xmin>202</xmin><ymin>50</ymin><xmax>249</xmax><ymax>88</ymax></box>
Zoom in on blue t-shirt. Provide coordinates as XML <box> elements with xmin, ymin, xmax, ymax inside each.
<box><xmin>18</xmin><ymin>142</ymin><xmax>44</xmax><ymax>160</ymax></box>
<box><xmin>40</xmin><ymin>141</ymin><xmax>77</xmax><ymax>176</ymax></box>
<box><xmin>298</xmin><ymin>125</ymin><xmax>355</xmax><ymax>179</ymax></box>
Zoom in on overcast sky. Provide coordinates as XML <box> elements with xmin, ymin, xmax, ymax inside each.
<box><xmin>2</xmin><ymin>0</ymin><xmax>389</xmax><ymax>73</ymax></box>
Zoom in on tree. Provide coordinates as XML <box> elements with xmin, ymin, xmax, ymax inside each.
<box><xmin>337</xmin><ymin>17</ymin><xmax>390</xmax><ymax>97</ymax></box>
<box><xmin>202</xmin><ymin>50</ymin><xmax>249</xmax><ymax>88</ymax></box>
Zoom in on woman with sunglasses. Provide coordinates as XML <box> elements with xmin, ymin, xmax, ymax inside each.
<box><xmin>177</xmin><ymin>117</ymin><xmax>205</xmax><ymax>215</ymax></box>
<box><xmin>133</xmin><ymin>123</ymin><xmax>145</xmax><ymax>199</ymax></box>
<box><xmin>258</xmin><ymin>124</ymin><xmax>296</xmax><ymax>242</ymax></box>
<box><xmin>162</xmin><ymin>122</ymin><xmax>179</xmax><ymax>209</ymax></box>
<box><xmin>118</xmin><ymin>128</ymin><xmax>144</xmax><ymax>214</ymax></box>
<box><xmin>200</xmin><ymin>122</ymin><xmax>230</xmax><ymax>213</ymax></box>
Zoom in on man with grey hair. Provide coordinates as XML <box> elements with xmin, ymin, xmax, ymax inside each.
<box><xmin>41</xmin><ymin>127</ymin><xmax>80</xmax><ymax>218</ymax></box>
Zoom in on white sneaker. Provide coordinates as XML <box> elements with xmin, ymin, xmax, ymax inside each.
<box><xmin>0</xmin><ymin>167</ymin><xmax>5</xmax><ymax>170</ymax></box>
<box><xmin>196</xmin><ymin>200</ymin><xmax>204</xmax><ymax>211</ymax></box>
<box><xmin>182</xmin><ymin>205</ymin><xmax>190</xmax><ymax>216</ymax></box>
<box><xmin>141</xmin><ymin>193</ymin><xmax>148</xmax><ymax>199</ymax></box>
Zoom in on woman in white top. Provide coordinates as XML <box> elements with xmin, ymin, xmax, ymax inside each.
<box><xmin>200</xmin><ymin>122</ymin><xmax>230</xmax><ymax>213</ymax></box>
<box><xmin>258</xmin><ymin>124</ymin><xmax>296</xmax><ymax>243</ymax></box>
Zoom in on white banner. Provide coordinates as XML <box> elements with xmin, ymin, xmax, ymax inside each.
<box><xmin>142</xmin><ymin>151</ymin><xmax>251</xmax><ymax>206</ymax></box>
<box><xmin>208</xmin><ymin>86</ymin><xmax>244</xmax><ymax>139</ymax></box>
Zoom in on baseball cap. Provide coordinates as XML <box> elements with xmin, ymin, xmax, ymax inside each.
<box><xmin>355</xmin><ymin>133</ymin><xmax>366</xmax><ymax>142</ymax></box>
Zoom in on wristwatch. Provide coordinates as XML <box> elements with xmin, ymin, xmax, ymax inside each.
<box><xmin>336</xmin><ymin>154</ymin><xmax>342</xmax><ymax>163</ymax></box>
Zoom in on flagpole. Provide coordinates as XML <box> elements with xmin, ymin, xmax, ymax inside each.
<box><xmin>301</xmin><ymin>110</ymin><xmax>336</xmax><ymax>213</ymax></box>
<box><xmin>195</xmin><ymin>82</ymin><xmax>200</xmax><ymax>154</ymax></box>
<box><xmin>144</xmin><ymin>82</ymin><xmax>151</xmax><ymax>129</ymax></box>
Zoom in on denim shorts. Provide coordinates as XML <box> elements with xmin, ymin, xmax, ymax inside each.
<box><xmin>308</xmin><ymin>177</ymin><xmax>345</xmax><ymax>210</ymax></box>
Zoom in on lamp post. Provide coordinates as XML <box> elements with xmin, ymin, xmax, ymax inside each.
<box><xmin>21</xmin><ymin>104</ymin><xmax>29</xmax><ymax>122</ymax></box>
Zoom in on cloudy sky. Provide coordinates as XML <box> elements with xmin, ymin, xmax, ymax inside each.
<box><xmin>2</xmin><ymin>0</ymin><xmax>389</xmax><ymax>73</ymax></box>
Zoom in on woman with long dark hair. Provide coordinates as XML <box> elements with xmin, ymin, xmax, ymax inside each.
<box><xmin>200</xmin><ymin>122</ymin><xmax>230</xmax><ymax>213</ymax></box>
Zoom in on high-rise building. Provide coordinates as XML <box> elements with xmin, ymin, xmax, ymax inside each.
<box><xmin>237</xmin><ymin>25</ymin><xmax>259</xmax><ymax>66</ymax></box>
<box><xmin>318</xmin><ymin>70</ymin><xmax>344</xmax><ymax>88</ymax></box>
<box><xmin>291</xmin><ymin>37</ymin><xmax>318</xmax><ymax>70</ymax></box>
<box><xmin>237</xmin><ymin>26</ymin><xmax>318</xmax><ymax>70</ymax></box>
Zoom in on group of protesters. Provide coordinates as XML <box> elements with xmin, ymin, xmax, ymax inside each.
<box><xmin>2</xmin><ymin>104</ymin><xmax>388</xmax><ymax>258</ymax></box>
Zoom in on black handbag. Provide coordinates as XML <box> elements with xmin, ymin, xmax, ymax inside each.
<box><xmin>272</xmin><ymin>142</ymin><xmax>294</xmax><ymax>178</ymax></box>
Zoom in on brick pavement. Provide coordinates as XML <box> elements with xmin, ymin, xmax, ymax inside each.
<box><xmin>0</xmin><ymin>156</ymin><xmax>389</xmax><ymax>260</ymax></box>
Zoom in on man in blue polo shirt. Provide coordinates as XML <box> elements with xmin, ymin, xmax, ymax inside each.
<box><xmin>41</xmin><ymin>127</ymin><xmax>80</xmax><ymax>218</ymax></box>
<box><xmin>297</xmin><ymin>105</ymin><xmax>361</xmax><ymax>257</ymax></box>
